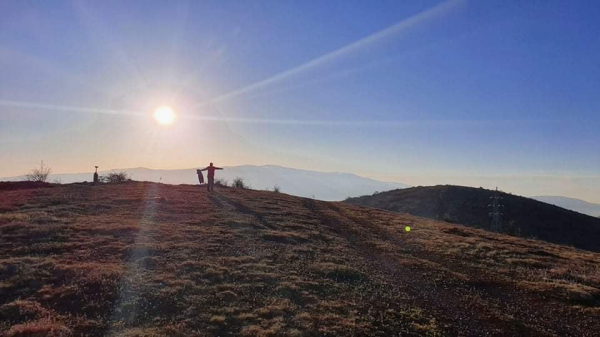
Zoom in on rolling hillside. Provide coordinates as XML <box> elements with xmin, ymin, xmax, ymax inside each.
<box><xmin>0</xmin><ymin>165</ymin><xmax>408</xmax><ymax>201</ymax></box>
<box><xmin>345</xmin><ymin>185</ymin><xmax>600</xmax><ymax>253</ymax></box>
<box><xmin>1</xmin><ymin>182</ymin><xmax>599</xmax><ymax>335</ymax></box>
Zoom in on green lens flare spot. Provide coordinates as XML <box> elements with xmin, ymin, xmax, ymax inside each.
<box><xmin>405</xmin><ymin>226</ymin><xmax>411</xmax><ymax>232</ymax></box>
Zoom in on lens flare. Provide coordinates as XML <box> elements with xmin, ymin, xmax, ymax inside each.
<box><xmin>153</xmin><ymin>106</ymin><xmax>176</xmax><ymax>125</ymax></box>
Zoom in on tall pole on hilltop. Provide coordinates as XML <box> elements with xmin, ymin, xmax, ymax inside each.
<box><xmin>488</xmin><ymin>187</ymin><xmax>503</xmax><ymax>232</ymax></box>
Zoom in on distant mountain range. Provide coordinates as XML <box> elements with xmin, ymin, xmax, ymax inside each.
<box><xmin>345</xmin><ymin>185</ymin><xmax>600</xmax><ymax>253</ymax></box>
<box><xmin>532</xmin><ymin>196</ymin><xmax>600</xmax><ymax>218</ymax></box>
<box><xmin>0</xmin><ymin>165</ymin><xmax>408</xmax><ymax>201</ymax></box>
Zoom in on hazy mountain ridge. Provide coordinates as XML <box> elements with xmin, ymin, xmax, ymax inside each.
<box><xmin>533</xmin><ymin>195</ymin><xmax>600</xmax><ymax>217</ymax></box>
<box><xmin>345</xmin><ymin>185</ymin><xmax>600</xmax><ymax>253</ymax></box>
<box><xmin>0</xmin><ymin>165</ymin><xmax>408</xmax><ymax>201</ymax></box>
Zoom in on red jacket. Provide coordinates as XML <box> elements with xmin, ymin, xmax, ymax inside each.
<box><xmin>200</xmin><ymin>165</ymin><xmax>223</xmax><ymax>179</ymax></box>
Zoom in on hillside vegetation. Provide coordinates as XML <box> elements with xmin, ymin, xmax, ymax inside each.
<box><xmin>345</xmin><ymin>185</ymin><xmax>600</xmax><ymax>253</ymax></box>
<box><xmin>1</xmin><ymin>182</ymin><xmax>600</xmax><ymax>336</ymax></box>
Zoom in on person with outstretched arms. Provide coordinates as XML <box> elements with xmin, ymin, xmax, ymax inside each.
<box><xmin>199</xmin><ymin>163</ymin><xmax>223</xmax><ymax>191</ymax></box>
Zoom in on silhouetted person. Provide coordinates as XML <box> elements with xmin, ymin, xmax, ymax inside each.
<box><xmin>199</xmin><ymin>163</ymin><xmax>223</xmax><ymax>191</ymax></box>
<box><xmin>93</xmin><ymin>166</ymin><xmax>99</xmax><ymax>185</ymax></box>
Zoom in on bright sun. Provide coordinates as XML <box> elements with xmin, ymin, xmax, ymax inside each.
<box><xmin>153</xmin><ymin>105</ymin><xmax>177</xmax><ymax>125</ymax></box>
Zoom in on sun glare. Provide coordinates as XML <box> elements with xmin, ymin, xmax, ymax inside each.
<box><xmin>153</xmin><ymin>106</ymin><xmax>176</xmax><ymax>125</ymax></box>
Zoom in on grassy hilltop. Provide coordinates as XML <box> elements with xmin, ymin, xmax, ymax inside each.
<box><xmin>1</xmin><ymin>182</ymin><xmax>599</xmax><ymax>336</ymax></box>
<box><xmin>345</xmin><ymin>185</ymin><xmax>600</xmax><ymax>252</ymax></box>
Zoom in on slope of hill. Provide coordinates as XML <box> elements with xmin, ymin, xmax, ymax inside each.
<box><xmin>345</xmin><ymin>185</ymin><xmax>600</xmax><ymax>253</ymax></box>
<box><xmin>534</xmin><ymin>196</ymin><xmax>600</xmax><ymax>218</ymax></box>
<box><xmin>1</xmin><ymin>182</ymin><xmax>599</xmax><ymax>335</ymax></box>
<box><xmin>0</xmin><ymin>165</ymin><xmax>408</xmax><ymax>201</ymax></box>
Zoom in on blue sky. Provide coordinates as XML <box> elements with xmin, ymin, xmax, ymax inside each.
<box><xmin>1</xmin><ymin>0</ymin><xmax>599</xmax><ymax>202</ymax></box>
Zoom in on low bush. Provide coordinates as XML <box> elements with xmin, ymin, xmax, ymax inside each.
<box><xmin>232</xmin><ymin>177</ymin><xmax>248</xmax><ymax>189</ymax></box>
<box><xmin>25</xmin><ymin>161</ymin><xmax>51</xmax><ymax>183</ymax></box>
<box><xmin>215</xmin><ymin>179</ymin><xmax>229</xmax><ymax>187</ymax></box>
<box><xmin>101</xmin><ymin>171</ymin><xmax>130</xmax><ymax>184</ymax></box>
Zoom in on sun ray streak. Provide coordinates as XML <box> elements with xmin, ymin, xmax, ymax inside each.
<box><xmin>108</xmin><ymin>183</ymin><xmax>160</xmax><ymax>332</ymax></box>
<box><xmin>235</xmin><ymin>28</ymin><xmax>478</xmax><ymax>104</ymax></box>
<box><xmin>193</xmin><ymin>0</ymin><xmax>466</xmax><ymax>108</ymax></box>
<box><xmin>0</xmin><ymin>98</ymin><xmax>538</xmax><ymax>128</ymax></box>
<box><xmin>0</xmin><ymin>100</ymin><xmax>146</xmax><ymax>117</ymax></box>
<box><xmin>71</xmin><ymin>1</ymin><xmax>149</xmax><ymax>89</ymax></box>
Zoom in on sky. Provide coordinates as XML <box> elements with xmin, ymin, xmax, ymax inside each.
<box><xmin>1</xmin><ymin>0</ymin><xmax>599</xmax><ymax>202</ymax></box>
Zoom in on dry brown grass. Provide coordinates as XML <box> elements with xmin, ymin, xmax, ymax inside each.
<box><xmin>1</xmin><ymin>182</ymin><xmax>599</xmax><ymax>335</ymax></box>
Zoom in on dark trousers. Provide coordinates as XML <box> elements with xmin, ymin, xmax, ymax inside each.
<box><xmin>207</xmin><ymin>178</ymin><xmax>214</xmax><ymax>191</ymax></box>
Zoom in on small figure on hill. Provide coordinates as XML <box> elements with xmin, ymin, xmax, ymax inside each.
<box><xmin>93</xmin><ymin>166</ymin><xmax>99</xmax><ymax>185</ymax></box>
<box><xmin>198</xmin><ymin>163</ymin><xmax>223</xmax><ymax>192</ymax></box>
